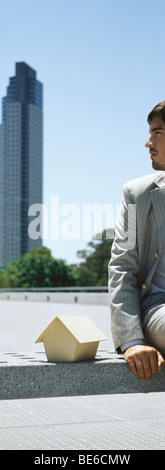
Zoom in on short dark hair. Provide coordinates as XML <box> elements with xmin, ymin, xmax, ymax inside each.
<box><xmin>147</xmin><ymin>101</ymin><xmax>165</xmax><ymax>125</ymax></box>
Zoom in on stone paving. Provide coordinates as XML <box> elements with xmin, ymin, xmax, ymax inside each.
<box><xmin>0</xmin><ymin>299</ymin><xmax>113</xmax><ymax>352</ymax></box>
<box><xmin>0</xmin><ymin>393</ymin><xmax>165</xmax><ymax>450</ymax></box>
<box><xmin>0</xmin><ymin>299</ymin><xmax>165</xmax><ymax>453</ymax></box>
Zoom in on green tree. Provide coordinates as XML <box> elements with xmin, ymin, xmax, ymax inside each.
<box><xmin>75</xmin><ymin>229</ymin><xmax>113</xmax><ymax>286</ymax></box>
<box><xmin>0</xmin><ymin>267</ymin><xmax>9</xmax><ymax>288</ymax></box>
<box><xmin>6</xmin><ymin>246</ymin><xmax>77</xmax><ymax>288</ymax></box>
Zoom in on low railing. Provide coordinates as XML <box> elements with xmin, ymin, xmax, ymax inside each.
<box><xmin>0</xmin><ymin>286</ymin><xmax>108</xmax><ymax>293</ymax></box>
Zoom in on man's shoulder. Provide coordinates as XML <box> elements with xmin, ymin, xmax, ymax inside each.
<box><xmin>123</xmin><ymin>172</ymin><xmax>165</xmax><ymax>196</ymax></box>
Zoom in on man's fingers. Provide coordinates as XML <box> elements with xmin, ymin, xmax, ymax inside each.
<box><xmin>124</xmin><ymin>344</ymin><xmax>164</xmax><ymax>380</ymax></box>
<box><xmin>157</xmin><ymin>351</ymin><xmax>165</xmax><ymax>370</ymax></box>
<box><xmin>125</xmin><ymin>354</ymin><xmax>146</xmax><ymax>380</ymax></box>
<box><xmin>126</xmin><ymin>358</ymin><xmax>139</xmax><ymax>378</ymax></box>
<box><xmin>128</xmin><ymin>356</ymin><xmax>151</xmax><ymax>380</ymax></box>
<box><xmin>147</xmin><ymin>351</ymin><xmax>159</xmax><ymax>378</ymax></box>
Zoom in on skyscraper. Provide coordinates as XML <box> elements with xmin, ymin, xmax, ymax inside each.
<box><xmin>0</xmin><ymin>62</ymin><xmax>43</xmax><ymax>269</ymax></box>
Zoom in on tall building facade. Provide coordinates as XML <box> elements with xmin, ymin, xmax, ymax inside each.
<box><xmin>0</xmin><ymin>62</ymin><xmax>43</xmax><ymax>268</ymax></box>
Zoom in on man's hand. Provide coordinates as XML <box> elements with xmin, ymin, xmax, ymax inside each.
<box><xmin>124</xmin><ymin>344</ymin><xmax>165</xmax><ymax>380</ymax></box>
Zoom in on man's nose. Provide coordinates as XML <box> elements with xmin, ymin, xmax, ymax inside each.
<box><xmin>145</xmin><ymin>136</ymin><xmax>154</xmax><ymax>148</ymax></box>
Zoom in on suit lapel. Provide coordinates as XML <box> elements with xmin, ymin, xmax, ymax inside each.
<box><xmin>150</xmin><ymin>185</ymin><xmax>165</xmax><ymax>255</ymax></box>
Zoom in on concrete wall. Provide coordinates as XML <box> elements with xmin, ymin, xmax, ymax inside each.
<box><xmin>0</xmin><ymin>291</ymin><xmax>109</xmax><ymax>305</ymax></box>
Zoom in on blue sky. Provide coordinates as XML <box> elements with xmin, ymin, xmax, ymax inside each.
<box><xmin>1</xmin><ymin>0</ymin><xmax>165</xmax><ymax>263</ymax></box>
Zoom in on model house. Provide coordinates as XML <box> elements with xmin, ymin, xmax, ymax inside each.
<box><xmin>35</xmin><ymin>314</ymin><xmax>107</xmax><ymax>362</ymax></box>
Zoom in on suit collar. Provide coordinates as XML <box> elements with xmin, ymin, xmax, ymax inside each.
<box><xmin>154</xmin><ymin>171</ymin><xmax>165</xmax><ymax>188</ymax></box>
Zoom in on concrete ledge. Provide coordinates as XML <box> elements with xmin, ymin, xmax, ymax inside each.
<box><xmin>0</xmin><ymin>350</ymin><xmax>165</xmax><ymax>400</ymax></box>
<box><xmin>0</xmin><ymin>291</ymin><xmax>109</xmax><ymax>305</ymax></box>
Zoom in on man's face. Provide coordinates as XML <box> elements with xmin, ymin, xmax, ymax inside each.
<box><xmin>145</xmin><ymin>116</ymin><xmax>165</xmax><ymax>170</ymax></box>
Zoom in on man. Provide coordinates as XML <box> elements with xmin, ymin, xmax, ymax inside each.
<box><xmin>109</xmin><ymin>101</ymin><xmax>165</xmax><ymax>380</ymax></box>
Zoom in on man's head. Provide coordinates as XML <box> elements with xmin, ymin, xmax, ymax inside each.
<box><xmin>147</xmin><ymin>101</ymin><xmax>165</xmax><ymax>126</ymax></box>
<box><xmin>145</xmin><ymin>101</ymin><xmax>165</xmax><ymax>171</ymax></box>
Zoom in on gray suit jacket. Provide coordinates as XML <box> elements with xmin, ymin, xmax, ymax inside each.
<box><xmin>108</xmin><ymin>171</ymin><xmax>165</xmax><ymax>351</ymax></box>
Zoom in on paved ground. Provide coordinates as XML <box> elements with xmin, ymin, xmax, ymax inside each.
<box><xmin>0</xmin><ymin>299</ymin><xmax>165</xmax><ymax>453</ymax></box>
<box><xmin>0</xmin><ymin>299</ymin><xmax>114</xmax><ymax>352</ymax></box>
<box><xmin>0</xmin><ymin>392</ymin><xmax>165</xmax><ymax>451</ymax></box>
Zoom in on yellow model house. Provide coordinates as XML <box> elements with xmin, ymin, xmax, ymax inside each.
<box><xmin>35</xmin><ymin>314</ymin><xmax>107</xmax><ymax>362</ymax></box>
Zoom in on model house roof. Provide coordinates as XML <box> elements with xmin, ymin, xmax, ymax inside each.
<box><xmin>36</xmin><ymin>315</ymin><xmax>107</xmax><ymax>344</ymax></box>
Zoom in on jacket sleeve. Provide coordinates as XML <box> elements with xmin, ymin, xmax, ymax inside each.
<box><xmin>108</xmin><ymin>184</ymin><xmax>144</xmax><ymax>352</ymax></box>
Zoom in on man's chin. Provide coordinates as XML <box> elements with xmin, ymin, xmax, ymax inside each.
<box><xmin>152</xmin><ymin>161</ymin><xmax>163</xmax><ymax>170</ymax></box>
